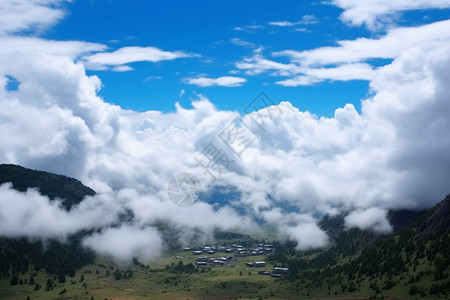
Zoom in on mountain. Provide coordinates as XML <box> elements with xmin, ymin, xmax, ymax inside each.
<box><xmin>387</xmin><ymin>208</ymin><xmax>427</xmax><ymax>232</ymax></box>
<box><xmin>0</xmin><ymin>164</ymin><xmax>96</xmax><ymax>278</ymax></box>
<box><xmin>269</xmin><ymin>195</ymin><xmax>450</xmax><ymax>299</ymax></box>
<box><xmin>0</xmin><ymin>164</ymin><xmax>95</xmax><ymax>210</ymax></box>
<box><xmin>415</xmin><ymin>194</ymin><xmax>450</xmax><ymax>237</ymax></box>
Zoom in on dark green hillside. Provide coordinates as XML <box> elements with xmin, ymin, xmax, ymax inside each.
<box><xmin>415</xmin><ymin>194</ymin><xmax>450</xmax><ymax>237</ymax></box>
<box><xmin>268</xmin><ymin>195</ymin><xmax>450</xmax><ymax>299</ymax></box>
<box><xmin>0</xmin><ymin>164</ymin><xmax>96</xmax><ymax>278</ymax></box>
<box><xmin>0</xmin><ymin>164</ymin><xmax>95</xmax><ymax>210</ymax></box>
<box><xmin>0</xmin><ymin>233</ymin><xmax>95</xmax><ymax>278</ymax></box>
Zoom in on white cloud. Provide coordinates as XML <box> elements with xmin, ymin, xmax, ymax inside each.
<box><xmin>261</xmin><ymin>210</ymin><xmax>329</xmax><ymax>250</ymax></box>
<box><xmin>269</xmin><ymin>21</ymin><xmax>298</xmax><ymax>27</ymax></box>
<box><xmin>0</xmin><ymin>36</ymin><xmax>106</xmax><ymax>60</ymax></box>
<box><xmin>112</xmin><ymin>65</ymin><xmax>134</xmax><ymax>72</ymax></box>
<box><xmin>345</xmin><ymin>207</ymin><xmax>393</xmax><ymax>233</ymax></box>
<box><xmin>236</xmin><ymin>20</ymin><xmax>450</xmax><ymax>85</ymax></box>
<box><xmin>284</xmin><ymin>222</ymin><xmax>329</xmax><ymax>250</ymax></box>
<box><xmin>275</xmin><ymin>75</ymin><xmax>321</xmax><ymax>86</ymax></box>
<box><xmin>236</xmin><ymin>49</ymin><xmax>301</xmax><ymax>76</ymax></box>
<box><xmin>230</xmin><ymin>38</ymin><xmax>257</xmax><ymax>48</ymax></box>
<box><xmin>83</xmin><ymin>46</ymin><xmax>193</xmax><ymax>71</ymax></box>
<box><xmin>184</xmin><ymin>76</ymin><xmax>247</xmax><ymax>87</ymax></box>
<box><xmin>233</xmin><ymin>24</ymin><xmax>264</xmax><ymax>31</ymax></box>
<box><xmin>0</xmin><ymin>0</ymin><xmax>67</xmax><ymax>35</ymax></box>
<box><xmin>276</xmin><ymin>63</ymin><xmax>376</xmax><ymax>86</ymax></box>
<box><xmin>301</xmin><ymin>14</ymin><xmax>320</xmax><ymax>24</ymax></box>
<box><xmin>275</xmin><ymin>20</ymin><xmax>450</xmax><ymax>66</ymax></box>
<box><xmin>0</xmin><ymin>183</ymin><xmax>121</xmax><ymax>239</ymax></box>
<box><xmin>82</xmin><ymin>225</ymin><xmax>164</xmax><ymax>262</ymax></box>
<box><xmin>143</xmin><ymin>75</ymin><xmax>162</xmax><ymax>82</ymax></box>
<box><xmin>269</xmin><ymin>15</ymin><xmax>319</xmax><ymax>27</ymax></box>
<box><xmin>331</xmin><ymin>0</ymin><xmax>450</xmax><ymax>29</ymax></box>
<box><xmin>2</xmin><ymin>39</ymin><xmax>450</xmax><ymax>259</ymax></box>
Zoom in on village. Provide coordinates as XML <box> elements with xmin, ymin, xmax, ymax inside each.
<box><xmin>176</xmin><ymin>243</ymin><xmax>289</xmax><ymax>278</ymax></box>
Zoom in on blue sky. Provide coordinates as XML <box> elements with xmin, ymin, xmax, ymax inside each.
<box><xmin>38</xmin><ymin>0</ymin><xmax>447</xmax><ymax>116</ymax></box>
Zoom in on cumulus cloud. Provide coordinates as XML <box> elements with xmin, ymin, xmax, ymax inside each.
<box><xmin>345</xmin><ymin>208</ymin><xmax>393</xmax><ymax>233</ymax></box>
<box><xmin>331</xmin><ymin>0</ymin><xmax>450</xmax><ymax>30</ymax></box>
<box><xmin>1</xmin><ymin>0</ymin><xmax>450</xmax><ymax>261</ymax></box>
<box><xmin>2</xmin><ymin>39</ymin><xmax>450</xmax><ymax>257</ymax></box>
<box><xmin>184</xmin><ymin>76</ymin><xmax>247</xmax><ymax>87</ymax></box>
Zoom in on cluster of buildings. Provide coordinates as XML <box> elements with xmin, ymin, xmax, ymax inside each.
<box><xmin>245</xmin><ymin>261</ymin><xmax>266</xmax><ymax>267</ymax></box>
<box><xmin>185</xmin><ymin>243</ymin><xmax>274</xmax><ymax>258</ymax></box>
<box><xmin>265</xmin><ymin>267</ymin><xmax>289</xmax><ymax>278</ymax></box>
<box><xmin>194</xmin><ymin>255</ymin><xmax>233</xmax><ymax>267</ymax></box>
<box><xmin>246</xmin><ymin>263</ymin><xmax>289</xmax><ymax>277</ymax></box>
<box><xmin>181</xmin><ymin>243</ymin><xmax>287</xmax><ymax>277</ymax></box>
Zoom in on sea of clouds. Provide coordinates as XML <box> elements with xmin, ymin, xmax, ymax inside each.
<box><xmin>0</xmin><ymin>0</ymin><xmax>449</xmax><ymax>262</ymax></box>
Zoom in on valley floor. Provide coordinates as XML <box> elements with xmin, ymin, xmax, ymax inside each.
<box><xmin>1</xmin><ymin>249</ymin><xmax>444</xmax><ymax>300</ymax></box>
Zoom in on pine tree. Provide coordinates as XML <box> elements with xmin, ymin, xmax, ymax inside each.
<box><xmin>46</xmin><ymin>278</ymin><xmax>53</xmax><ymax>291</ymax></box>
<box><xmin>10</xmin><ymin>273</ymin><xmax>18</xmax><ymax>286</ymax></box>
<box><xmin>58</xmin><ymin>274</ymin><xmax>66</xmax><ymax>283</ymax></box>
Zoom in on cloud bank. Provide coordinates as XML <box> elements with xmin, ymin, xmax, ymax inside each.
<box><xmin>0</xmin><ymin>183</ymin><xmax>119</xmax><ymax>239</ymax></box>
<box><xmin>0</xmin><ymin>0</ymin><xmax>449</xmax><ymax>262</ymax></box>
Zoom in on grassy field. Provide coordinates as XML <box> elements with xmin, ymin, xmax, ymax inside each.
<box><xmin>1</xmin><ymin>244</ymin><xmax>446</xmax><ymax>300</ymax></box>
<box><xmin>0</xmin><ymin>251</ymin><xmax>289</xmax><ymax>300</ymax></box>
<box><xmin>0</xmin><ymin>248</ymin><xmax>369</xmax><ymax>300</ymax></box>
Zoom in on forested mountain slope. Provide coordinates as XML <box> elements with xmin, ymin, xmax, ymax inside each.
<box><xmin>0</xmin><ymin>164</ymin><xmax>95</xmax><ymax>210</ymax></box>
<box><xmin>268</xmin><ymin>195</ymin><xmax>450</xmax><ymax>299</ymax></box>
<box><xmin>0</xmin><ymin>164</ymin><xmax>96</xmax><ymax>278</ymax></box>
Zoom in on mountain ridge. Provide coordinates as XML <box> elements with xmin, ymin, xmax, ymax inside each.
<box><xmin>0</xmin><ymin>164</ymin><xmax>95</xmax><ymax>210</ymax></box>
